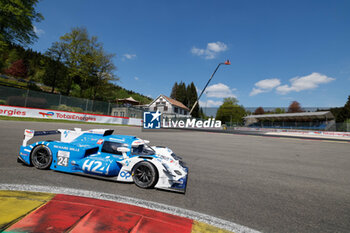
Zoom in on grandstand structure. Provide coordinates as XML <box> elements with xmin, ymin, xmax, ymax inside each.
<box><xmin>244</xmin><ymin>111</ymin><xmax>335</xmax><ymax>130</ymax></box>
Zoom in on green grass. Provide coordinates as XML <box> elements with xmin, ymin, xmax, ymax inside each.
<box><xmin>0</xmin><ymin>77</ymin><xmax>27</xmax><ymax>88</ymax></box>
<box><xmin>0</xmin><ymin>77</ymin><xmax>56</xmax><ymax>92</ymax></box>
<box><xmin>0</xmin><ymin>115</ymin><xmax>135</xmax><ymax>127</ymax></box>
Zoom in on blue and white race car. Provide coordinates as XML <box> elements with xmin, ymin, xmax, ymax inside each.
<box><xmin>18</xmin><ymin>128</ymin><xmax>188</xmax><ymax>193</ymax></box>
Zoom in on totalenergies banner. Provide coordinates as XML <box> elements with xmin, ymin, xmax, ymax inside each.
<box><xmin>0</xmin><ymin>105</ymin><xmax>142</xmax><ymax>126</ymax></box>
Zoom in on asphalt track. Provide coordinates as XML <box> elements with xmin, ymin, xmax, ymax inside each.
<box><xmin>0</xmin><ymin>120</ymin><xmax>350</xmax><ymax>233</ymax></box>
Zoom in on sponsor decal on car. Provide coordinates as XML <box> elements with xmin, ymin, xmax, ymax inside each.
<box><xmin>97</xmin><ymin>139</ymin><xmax>104</xmax><ymax>145</ymax></box>
<box><xmin>53</xmin><ymin>145</ymin><xmax>79</xmax><ymax>152</ymax></box>
<box><xmin>119</xmin><ymin>171</ymin><xmax>131</xmax><ymax>179</ymax></box>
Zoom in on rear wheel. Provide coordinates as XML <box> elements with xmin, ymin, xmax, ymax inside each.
<box><xmin>132</xmin><ymin>161</ymin><xmax>158</xmax><ymax>189</ymax></box>
<box><xmin>31</xmin><ymin>145</ymin><xmax>52</xmax><ymax>170</ymax></box>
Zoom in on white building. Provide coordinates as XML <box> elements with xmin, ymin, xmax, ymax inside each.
<box><xmin>111</xmin><ymin>96</ymin><xmax>143</xmax><ymax>118</ymax></box>
<box><xmin>148</xmin><ymin>94</ymin><xmax>190</xmax><ymax>118</ymax></box>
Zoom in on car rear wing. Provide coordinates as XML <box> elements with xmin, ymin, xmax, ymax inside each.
<box><xmin>23</xmin><ymin>128</ymin><xmax>115</xmax><ymax>146</ymax></box>
<box><xmin>58</xmin><ymin>128</ymin><xmax>114</xmax><ymax>143</ymax></box>
<box><xmin>23</xmin><ymin>129</ymin><xmax>60</xmax><ymax>146</ymax></box>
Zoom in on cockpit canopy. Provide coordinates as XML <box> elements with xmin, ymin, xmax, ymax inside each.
<box><xmin>101</xmin><ymin>141</ymin><xmax>129</xmax><ymax>155</ymax></box>
<box><xmin>131</xmin><ymin>144</ymin><xmax>154</xmax><ymax>156</ymax></box>
<box><xmin>101</xmin><ymin>138</ymin><xmax>155</xmax><ymax>156</ymax></box>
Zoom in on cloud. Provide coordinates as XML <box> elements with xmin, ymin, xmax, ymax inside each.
<box><xmin>207</xmin><ymin>42</ymin><xmax>228</xmax><ymax>52</ymax></box>
<box><xmin>249</xmin><ymin>73</ymin><xmax>335</xmax><ymax>96</ymax></box>
<box><xmin>255</xmin><ymin>78</ymin><xmax>281</xmax><ymax>89</ymax></box>
<box><xmin>199</xmin><ymin>100</ymin><xmax>223</xmax><ymax>107</ymax></box>
<box><xmin>250</xmin><ymin>78</ymin><xmax>281</xmax><ymax>96</ymax></box>
<box><xmin>123</xmin><ymin>54</ymin><xmax>137</xmax><ymax>60</ymax></box>
<box><xmin>197</xmin><ymin>83</ymin><xmax>236</xmax><ymax>108</ymax></box>
<box><xmin>205</xmin><ymin>83</ymin><xmax>236</xmax><ymax>98</ymax></box>
<box><xmin>134</xmin><ymin>76</ymin><xmax>139</xmax><ymax>81</ymax></box>
<box><xmin>191</xmin><ymin>41</ymin><xmax>228</xmax><ymax>59</ymax></box>
<box><xmin>276</xmin><ymin>72</ymin><xmax>335</xmax><ymax>95</ymax></box>
<box><xmin>250</xmin><ymin>88</ymin><xmax>265</xmax><ymax>96</ymax></box>
<box><xmin>33</xmin><ymin>26</ymin><xmax>44</xmax><ymax>36</ymax></box>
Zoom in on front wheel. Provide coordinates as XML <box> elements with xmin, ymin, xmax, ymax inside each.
<box><xmin>31</xmin><ymin>145</ymin><xmax>52</xmax><ymax>170</ymax></box>
<box><xmin>132</xmin><ymin>161</ymin><xmax>158</xmax><ymax>189</ymax></box>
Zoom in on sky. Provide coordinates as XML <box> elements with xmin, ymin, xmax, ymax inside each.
<box><xmin>30</xmin><ymin>0</ymin><xmax>350</xmax><ymax>108</ymax></box>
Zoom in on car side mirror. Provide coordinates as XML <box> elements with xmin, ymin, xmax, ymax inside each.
<box><xmin>117</xmin><ymin>147</ymin><xmax>130</xmax><ymax>153</ymax></box>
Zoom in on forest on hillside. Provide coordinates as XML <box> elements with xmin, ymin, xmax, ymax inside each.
<box><xmin>0</xmin><ymin>1</ymin><xmax>151</xmax><ymax>105</ymax></box>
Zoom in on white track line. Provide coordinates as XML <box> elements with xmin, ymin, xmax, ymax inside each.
<box><xmin>0</xmin><ymin>184</ymin><xmax>260</xmax><ymax>233</ymax></box>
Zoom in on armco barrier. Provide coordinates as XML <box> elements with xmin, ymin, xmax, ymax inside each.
<box><xmin>0</xmin><ymin>105</ymin><xmax>142</xmax><ymax>126</ymax></box>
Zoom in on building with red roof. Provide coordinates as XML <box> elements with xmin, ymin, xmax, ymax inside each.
<box><xmin>148</xmin><ymin>94</ymin><xmax>190</xmax><ymax>118</ymax></box>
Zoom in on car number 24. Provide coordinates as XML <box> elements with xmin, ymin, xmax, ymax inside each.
<box><xmin>57</xmin><ymin>151</ymin><xmax>69</xmax><ymax>167</ymax></box>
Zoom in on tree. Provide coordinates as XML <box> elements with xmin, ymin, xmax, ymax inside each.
<box><xmin>170</xmin><ymin>81</ymin><xmax>188</xmax><ymax>104</ymax></box>
<box><xmin>46</xmin><ymin>27</ymin><xmax>118</xmax><ymax>98</ymax></box>
<box><xmin>274</xmin><ymin>107</ymin><xmax>285</xmax><ymax>114</ymax></box>
<box><xmin>222</xmin><ymin>97</ymin><xmax>239</xmax><ymax>106</ymax></box>
<box><xmin>254</xmin><ymin>107</ymin><xmax>265</xmax><ymax>115</ymax></box>
<box><xmin>216</xmin><ymin>97</ymin><xmax>246</xmax><ymax>125</ymax></box>
<box><xmin>169</xmin><ymin>81</ymin><xmax>201</xmax><ymax>117</ymax></box>
<box><xmin>45</xmin><ymin>41</ymin><xmax>67</xmax><ymax>92</ymax></box>
<box><xmin>336</xmin><ymin>95</ymin><xmax>350</xmax><ymax>122</ymax></box>
<box><xmin>288</xmin><ymin>101</ymin><xmax>303</xmax><ymax>113</ymax></box>
<box><xmin>87</xmin><ymin>41</ymin><xmax>117</xmax><ymax>100</ymax></box>
<box><xmin>187</xmin><ymin>82</ymin><xmax>199</xmax><ymax>117</ymax></box>
<box><xmin>41</xmin><ymin>56</ymin><xmax>67</xmax><ymax>93</ymax></box>
<box><xmin>0</xmin><ymin>0</ymin><xmax>43</xmax><ymax>46</ymax></box>
<box><xmin>176</xmin><ymin>81</ymin><xmax>187</xmax><ymax>106</ymax></box>
<box><xmin>5</xmin><ymin>59</ymin><xmax>27</xmax><ymax>77</ymax></box>
<box><xmin>4</xmin><ymin>49</ymin><xmax>20</xmax><ymax>67</ymax></box>
<box><xmin>58</xmin><ymin>27</ymin><xmax>90</xmax><ymax>95</ymax></box>
<box><xmin>170</xmin><ymin>82</ymin><xmax>178</xmax><ymax>99</ymax></box>
<box><xmin>0</xmin><ymin>39</ymin><xmax>152</xmax><ymax>104</ymax></box>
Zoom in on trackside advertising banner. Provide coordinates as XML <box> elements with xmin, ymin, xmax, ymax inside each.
<box><xmin>234</xmin><ymin>127</ymin><xmax>350</xmax><ymax>138</ymax></box>
<box><xmin>0</xmin><ymin>105</ymin><xmax>142</xmax><ymax>126</ymax></box>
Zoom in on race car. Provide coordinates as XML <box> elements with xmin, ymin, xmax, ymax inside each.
<box><xmin>18</xmin><ymin>128</ymin><xmax>188</xmax><ymax>193</ymax></box>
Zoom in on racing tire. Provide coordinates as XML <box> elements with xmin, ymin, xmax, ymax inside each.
<box><xmin>132</xmin><ymin>161</ymin><xmax>158</xmax><ymax>189</ymax></box>
<box><xmin>30</xmin><ymin>145</ymin><xmax>53</xmax><ymax>170</ymax></box>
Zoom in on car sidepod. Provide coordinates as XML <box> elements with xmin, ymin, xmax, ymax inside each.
<box><xmin>73</xmin><ymin>155</ymin><xmax>122</xmax><ymax>177</ymax></box>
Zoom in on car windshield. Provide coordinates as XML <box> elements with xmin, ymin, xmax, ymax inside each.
<box><xmin>102</xmin><ymin>141</ymin><xmax>129</xmax><ymax>155</ymax></box>
<box><xmin>131</xmin><ymin>143</ymin><xmax>155</xmax><ymax>155</ymax></box>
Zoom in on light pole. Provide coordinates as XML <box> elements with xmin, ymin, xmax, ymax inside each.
<box><xmin>189</xmin><ymin>60</ymin><xmax>231</xmax><ymax>115</ymax></box>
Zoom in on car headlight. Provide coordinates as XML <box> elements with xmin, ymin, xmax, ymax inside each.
<box><xmin>174</xmin><ymin>170</ymin><xmax>182</xmax><ymax>176</ymax></box>
<box><xmin>159</xmin><ymin>154</ymin><xmax>171</xmax><ymax>161</ymax></box>
<box><xmin>171</xmin><ymin>153</ymin><xmax>182</xmax><ymax>161</ymax></box>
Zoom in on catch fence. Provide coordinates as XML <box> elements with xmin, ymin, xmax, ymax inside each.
<box><xmin>0</xmin><ymin>85</ymin><xmax>145</xmax><ymax>118</ymax></box>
